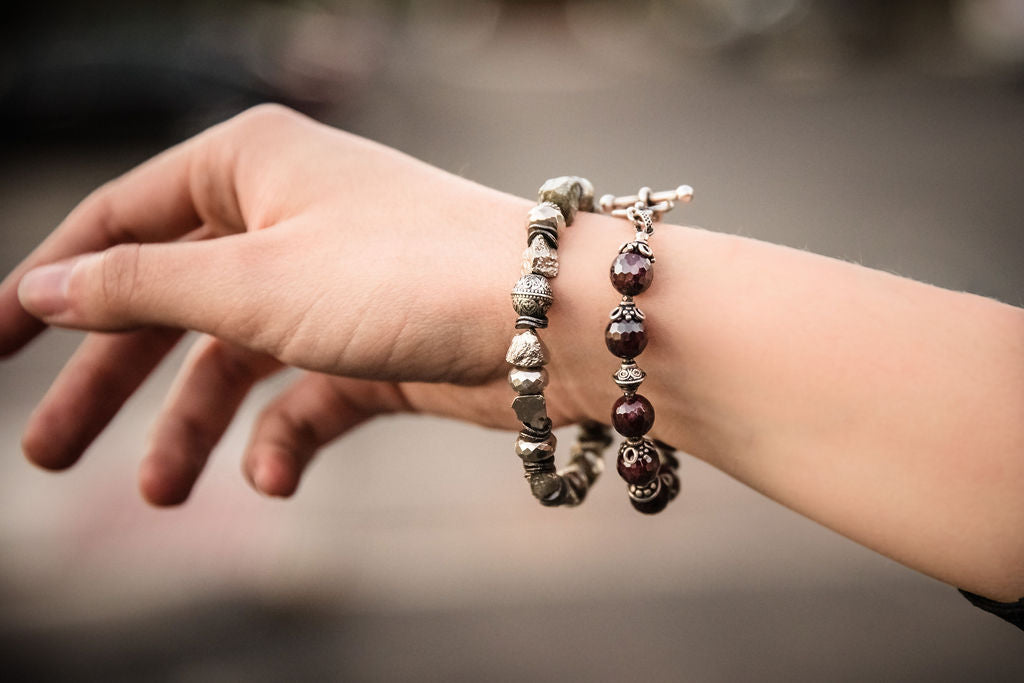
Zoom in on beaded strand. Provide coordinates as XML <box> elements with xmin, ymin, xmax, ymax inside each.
<box><xmin>600</xmin><ymin>185</ymin><xmax>692</xmax><ymax>514</ymax></box>
<box><xmin>506</xmin><ymin>177</ymin><xmax>610</xmax><ymax>507</ymax></box>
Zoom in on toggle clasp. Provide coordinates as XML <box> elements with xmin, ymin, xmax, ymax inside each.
<box><xmin>598</xmin><ymin>185</ymin><xmax>694</xmax><ymax>221</ymax></box>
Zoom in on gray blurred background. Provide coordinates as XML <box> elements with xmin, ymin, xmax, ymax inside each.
<box><xmin>1</xmin><ymin>1</ymin><xmax>1023</xmax><ymax>680</ymax></box>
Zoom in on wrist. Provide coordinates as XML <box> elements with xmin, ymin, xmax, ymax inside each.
<box><xmin>544</xmin><ymin>212</ymin><xmax>734</xmax><ymax>458</ymax></box>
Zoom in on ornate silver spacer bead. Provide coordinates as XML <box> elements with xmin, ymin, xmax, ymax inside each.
<box><xmin>612</xmin><ymin>360</ymin><xmax>646</xmax><ymax>393</ymax></box>
<box><xmin>608</xmin><ymin>300</ymin><xmax>646</xmax><ymax>322</ymax></box>
<box><xmin>627</xmin><ymin>476</ymin><xmax>663</xmax><ymax>502</ymax></box>
<box><xmin>511</xmin><ymin>273</ymin><xmax>553</xmax><ymax>318</ymax></box>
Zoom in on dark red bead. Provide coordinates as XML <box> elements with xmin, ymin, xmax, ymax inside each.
<box><xmin>630</xmin><ymin>482</ymin><xmax>671</xmax><ymax>515</ymax></box>
<box><xmin>605</xmin><ymin>319</ymin><xmax>647</xmax><ymax>359</ymax></box>
<box><xmin>612</xmin><ymin>394</ymin><xmax>655</xmax><ymax>437</ymax></box>
<box><xmin>610</xmin><ymin>252</ymin><xmax>654</xmax><ymax>296</ymax></box>
<box><xmin>616</xmin><ymin>440</ymin><xmax>660</xmax><ymax>486</ymax></box>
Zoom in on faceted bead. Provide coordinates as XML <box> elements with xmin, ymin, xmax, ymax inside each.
<box><xmin>515</xmin><ymin>432</ymin><xmax>556</xmax><ymax>462</ymax></box>
<box><xmin>605</xmin><ymin>318</ymin><xmax>647</xmax><ymax>359</ymax></box>
<box><xmin>630</xmin><ymin>480</ymin><xmax>671</xmax><ymax>514</ymax></box>
<box><xmin>616</xmin><ymin>439</ymin><xmax>660</xmax><ymax>486</ymax></box>
<box><xmin>526</xmin><ymin>202</ymin><xmax>565</xmax><ymax>233</ymax></box>
<box><xmin>612</xmin><ymin>394</ymin><xmax>655</xmax><ymax>437</ymax></box>
<box><xmin>610</xmin><ymin>252</ymin><xmax>654</xmax><ymax>296</ymax></box>
<box><xmin>508</xmin><ymin>367</ymin><xmax>548</xmax><ymax>394</ymax></box>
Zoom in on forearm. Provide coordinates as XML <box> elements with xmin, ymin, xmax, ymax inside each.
<box><xmin>546</xmin><ymin>209</ymin><xmax>1024</xmax><ymax>599</ymax></box>
<box><xmin>6</xmin><ymin>99</ymin><xmax>1020</xmax><ymax>597</ymax></box>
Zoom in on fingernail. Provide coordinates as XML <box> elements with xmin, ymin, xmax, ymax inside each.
<box><xmin>255</xmin><ymin>460</ymin><xmax>276</xmax><ymax>496</ymax></box>
<box><xmin>18</xmin><ymin>262</ymin><xmax>73</xmax><ymax>316</ymax></box>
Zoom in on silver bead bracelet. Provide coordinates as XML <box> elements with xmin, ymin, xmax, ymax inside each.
<box><xmin>506</xmin><ymin>177</ymin><xmax>610</xmax><ymax>507</ymax></box>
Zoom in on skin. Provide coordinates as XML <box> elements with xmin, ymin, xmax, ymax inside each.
<box><xmin>2</xmin><ymin>105</ymin><xmax>1022</xmax><ymax>600</ymax></box>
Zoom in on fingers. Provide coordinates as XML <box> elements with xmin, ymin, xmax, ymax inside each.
<box><xmin>243</xmin><ymin>374</ymin><xmax>409</xmax><ymax>498</ymax></box>
<box><xmin>16</xmin><ymin>231</ymin><xmax>282</xmax><ymax>342</ymax></box>
<box><xmin>0</xmin><ymin>139</ymin><xmax>221</xmax><ymax>356</ymax></box>
<box><xmin>21</xmin><ymin>327</ymin><xmax>184</xmax><ymax>470</ymax></box>
<box><xmin>0</xmin><ymin>104</ymin><xmax>314</xmax><ymax>357</ymax></box>
<box><xmin>141</xmin><ymin>336</ymin><xmax>282</xmax><ymax>506</ymax></box>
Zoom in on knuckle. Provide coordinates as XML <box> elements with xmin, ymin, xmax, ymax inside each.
<box><xmin>197</xmin><ymin>338</ymin><xmax>261</xmax><ymax>386</ymax></box>
<box><xmin>96</xmin><ymin>243</ymin><xmax>142</xmax><ymax>310</ymax></box>
<box><xmin>75</xmin><ymin>184</ymin><xmax>119</xmax><ymax>238</ymax></box>
<box><xmin>266</xmin><ymin>405</ymin><xmax>318</xmax><ymax>450</ymax></box>
<box><xmin>233</xmin><ymin>103</ymin><xmax>306</xmax><ymax>132</ymax></box>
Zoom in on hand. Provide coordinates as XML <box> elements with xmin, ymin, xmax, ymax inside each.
<box><xmin>0</xmin><ymin>104</ymin><xmax>579</xmax><ymax>505</ymax></box>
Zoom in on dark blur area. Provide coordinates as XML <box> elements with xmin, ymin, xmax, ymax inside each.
<box><xmin>2</xmin><ymin>1</ymin><xmax>1023</xmax><ymax>681</ymax></box>
<box><xmin>4</xmin><ymin>0</ymin><xmax>1024</xmax><ymax>145</ymax></box>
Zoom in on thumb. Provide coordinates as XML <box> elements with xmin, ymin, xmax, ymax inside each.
<box><xmin>17</xmin><ymin>235</ymin><xmax>264</xmax><ymax>338</ymax></box>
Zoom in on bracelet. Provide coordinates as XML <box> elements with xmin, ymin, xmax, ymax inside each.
<box><xmin>599</xmin><ymin>185</ymin><xmax>693</xmax><ymax>514</ymax></box>
<box><xmin>505</xmin><ymin>179</ymin><xmax>691</xmax><ymax>514</ymax></box>
<box><xmin>506</xmin><ymin>177</ymin><xmax>611</xmax><ymax>507</ymax></box>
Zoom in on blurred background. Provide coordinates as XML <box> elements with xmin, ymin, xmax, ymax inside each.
<box><xmin>2</xmin><ymin>0</ymin><xmax>1023</xmax><ymax>680</ymax></box>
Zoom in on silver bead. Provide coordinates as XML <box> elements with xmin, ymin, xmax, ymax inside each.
<box><xmin>521</xmin><ymin>234</ymin><xmax>559</xmax><ymax>278</ymax></box>
<box><xmin>575</xmin><ymin>177</ymin><xmax>595</xmax><ymax>213</ymax></box>
<box><xmin>619</xmin><ymin>438</ymin><xmax>658</xmax><ymax>468</ymax></box>
<box><xmin>627</xmin><ymin>475</ymin><xmax>662</xmax><ymax>502</ymax></box>
<box><xmin>511</xmin><ymin>394</ymin><xmax>550</xmax><ymax>431</ymax></box>
<box><xmin>505</xmin><ymin>329</ymin><xmax>549</xmax><ymax>367</ymax></box>
<box><xmin>619</xmin><ymin>239</ymin><xmax>655</xmax><ymax>259</ymax></box>
<box><xmin>612</xmin><ymin>360</ymin><xmax>646</xmax><ymax>393</ymax></box>
<box><xmin>526</xmin><ymin>202</ymin><xmax>564</xmax><ymax>247</ymax></box>
<box><xmin>608</xmin><ymin>300</ymin><xmax>645</xmax><ymax>322</ymax></box>
<box><xmin>526</xmin><ymin>202</ymin><xmax>566</xmax><ymax>233</ymax></box>
<box><xmin>508</xmin><ymin>367</ymin><xmax>548</xmax><ymax>394</ymax></box>
<box><xmin>515</xmin><ymin>432</ymin><xmax>557</xmax><ymax>462</ymax></box>
<box><xmin>510</xmin><ymin>273</ymin><xmax>553</xmax><ymax>318</ymax></box>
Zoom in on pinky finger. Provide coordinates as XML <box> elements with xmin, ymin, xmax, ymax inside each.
<box><xmin>244</xmin><ymin>373</ymin><xmax>408</xmax><ymax>497</ymax></box>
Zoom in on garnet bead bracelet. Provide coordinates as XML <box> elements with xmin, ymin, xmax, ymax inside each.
<box><xmin>600</xmin><ymin>185</ymin><xmax>693</xmax><ymax>514</ymax></box>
